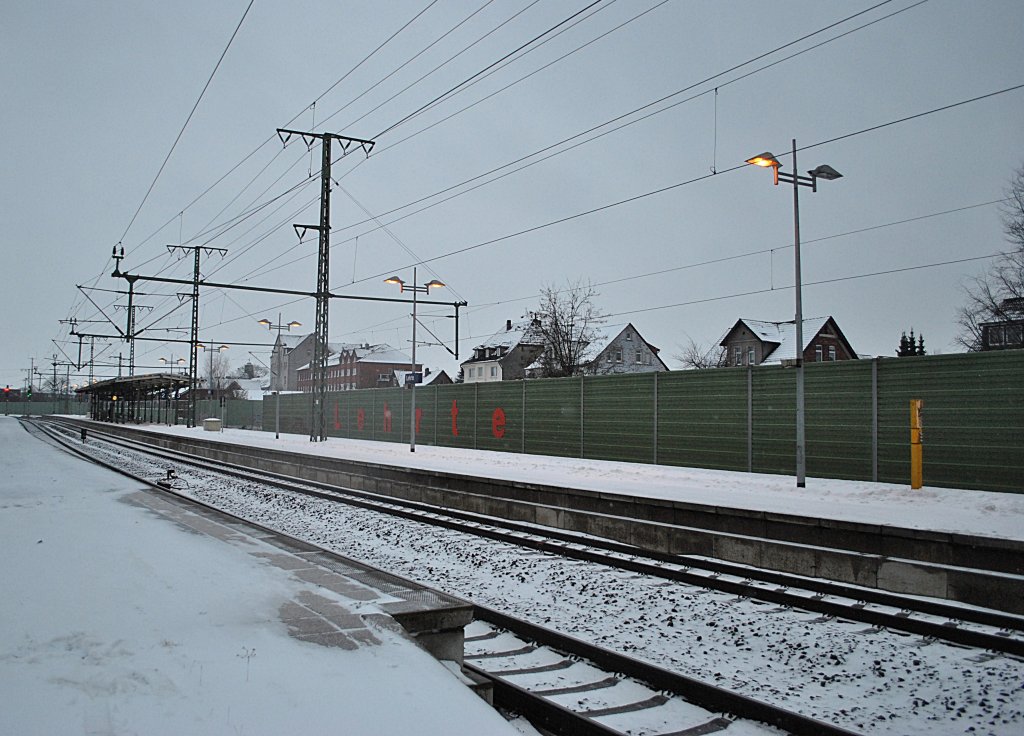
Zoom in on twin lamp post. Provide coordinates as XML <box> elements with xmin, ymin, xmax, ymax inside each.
<box><xmin>258</xmin><ymin>314</ymin><xmax>302</xmax><ymax>439</ymax></box>
<box><xmin>745</xmin><ymin>139</ymin><xmax>842</xmax><ymax>488</ymax></box>
<box><xmin>385</xmin><ymin>268</ymin><xmax>446</xmax><ymax>452</ymax></box>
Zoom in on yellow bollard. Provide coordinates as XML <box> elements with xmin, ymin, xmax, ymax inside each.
<box><xmin>910</xmin><ymin>399</ymin><xmax>924</xmax><ymax>489</ymax></box>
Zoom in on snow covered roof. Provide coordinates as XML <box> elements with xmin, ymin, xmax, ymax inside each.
<box><xmin>421</xmin><ymin>369</ymin><xmax>450</xmax><ymax>386</ymax></box>
<box><xmin>295</xmin><ymin>343</ymin><xmax>411</xmax><ymax>372</ymax></box>
<box><xmin>732</xmin><ymin>317</ymin><xmax>834</xmax><ymax>364</ymax></box>
<box><xmin>358</xmin><ymin>344</ymin><xmax>411</xmax><ymax>365</ymax></box>
<box><xmin>475</xmin><ymin>318</ymin><xmax>546</xmax><ymax>351</ymax></box>
<box><xmin>327</xmin><ymin>342</ymin><xmax>362</xmax><ymax>355</ymax></box>
<box><xmin>279</xmin><ymin>333</ymin><xmax>306</xmax><ymax>350</ymax></box>
<box><xmin>233</xmin><ymin>378</ymin><xmax>265</xmax><ymax>396</ymax></box>
<box><xmin>585</xmin><ymin>322</ymin><xmax>663</xmax><ymax>355</ymax></box>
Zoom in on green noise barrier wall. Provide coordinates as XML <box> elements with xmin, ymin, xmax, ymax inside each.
<box><xmin>260</xmin><ymin>350</ymin><xmax>1024</xmax><ymax>493</ymax></box>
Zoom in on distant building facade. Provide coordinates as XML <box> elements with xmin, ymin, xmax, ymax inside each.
<box><xmin>719</xmin><ymin>316</ymin><xmax>857</xmax><ymax>367</ymax></box>
<box><xmin>581</xmin><ymin>323</ymin><xmax>669</xmax><ymax>375</ymax></box>
<box><xmin>980</xmin><ymin>298</ymin><xmax>1024</xmax><ymax>351</ymax></box>
<box><xmin>462</xmin><ymin>319</ymin><xmax>546</xmax><ymax>383</ymax></box>
<box><xmin>295</xmin><ymin>343</ymin><xmax>420</xmax><ymax>392</ymax></box>
<box><xmin>268</xmin><ymin>333</ymin><xmax>315</xmax><ymax>392</ymax></box>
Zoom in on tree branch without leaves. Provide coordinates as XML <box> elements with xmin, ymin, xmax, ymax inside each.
<box><xmin>956</xmin><ymin>163</ymin><xmax>1024</xmax><ymax>351</ymax></box>
<box><xmin>534</xmin><ymin>279</ymin><xmax>606</xmax><ymax>378</ymax></box>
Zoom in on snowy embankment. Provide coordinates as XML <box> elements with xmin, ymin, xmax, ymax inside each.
<box><xmin>71</xmin><ymin>422</ymin><xmax>1024</xmax><ymax>736</ymax></box>
<box><xmin>0</xmin><ymin>417</ymin><xmax>520</xmax><ymax>735</ymax></box>
<box><xmin>139</xmin><ymin>422</ymin><xmax>1024</xmax><ymax>542</ymax></box>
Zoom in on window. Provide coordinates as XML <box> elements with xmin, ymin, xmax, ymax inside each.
<box><xmin>490</xmin><ymin>366</ymin><xmax>497</xmax><ymax>377</ymax></box>
<box><xmin>828</xmin><ymin>345</ymin><xmax>836</xmax><ymax>361</ymax></box>
<box><xmin>615</xmin><ymin>349</ymin><xmax>623</xmax><ymax>363</ymax></box>
<box><xmin>625</xmin><ymin>333</ymin><xmax>632</xmax><ymax>341</ymax></box>
<box><xmin>747</xmin><ymin>347</ymin><xmax>755</xmax><ymax>365</ymax></box>
<box><xmin>734</xmin><ymin>347</ymin><xmax>742</xmax><ymax>366</ymax></box>
<box><xmin>635</xmin><ymin>350</ymin><xmax>642</xmax><ymax>364</ymax></box>
<box><xmin>815</xmin><ymin>345</ymin><xmax>823</xmax><ymax>362</ymax></box>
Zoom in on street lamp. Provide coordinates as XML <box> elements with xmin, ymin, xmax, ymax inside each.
<box><xmin>159</xmin><ymin>356</ymin><xmax>186</xmax><ymax>374</ymax></box>
<box><xmin>385</xmin><ymin>268</ymin><xmax>445</xmax><ymax>452</ymax></box>
<box><xmin>746</xmin><ymin>139</ymin><xmax>842</xmax><ymax>488</ymax></box>
<box><xmin>258</xmin><ymin>314</ymin><xmax>302</xmax><ymax>439</ymax></box>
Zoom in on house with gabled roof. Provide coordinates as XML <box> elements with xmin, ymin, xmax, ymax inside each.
<box><xmin>461</xmin><ymin>318</ymin><xmax>546</xmax><ymax>382</ymax></box>
<box><xmin>719</xmin><ymin>316</ymin><xmax>857</xmax><ymax>367</ymax></box>
<box><xmin>581</xmin><ymin>323</ymin><xmax>669</xmax><ymax>375</ymax></box>
<box><xmin>268</xmin><ymin>333</ymin><xmax>314</xmax><ymax>391</ymax></box>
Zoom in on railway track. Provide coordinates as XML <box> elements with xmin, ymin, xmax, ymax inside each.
<box><xmin>465</xmin><ymin>606</ymin><xmax>867</xmax><ymax>736</ymax></box>
<box><xmin>26</xmin><ymin>418</ymin><xmax>1024</xmax><ymax>734</ymax></box>
<box><xmin>34</xmin><ymin>418</ymin><xmax>1024</xmax><ymax>656</ymax></box>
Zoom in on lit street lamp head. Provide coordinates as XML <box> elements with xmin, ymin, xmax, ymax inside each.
<box><xmin>384</xmin><ymin>276</ymin><xmax>405</xmax><ymax>288</ymax></box>
<box><xmin>425</xmin><ymin>279</ymin><xmax>445</xmax><ymax>289</ymax></box>
<box><xmin>257</xmin><ymin>319</ymin><xmax>271</xmax><ymax>327</ymax></box>
<box><xmin>745</xmin><ymin>152</ymin><xmax>781</xmax><ymax>168</ymax></box>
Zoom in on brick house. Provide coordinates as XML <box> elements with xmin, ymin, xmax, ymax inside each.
<box><xmin>296</xmin><ymin>343</ymin><xmax>419</xmax><ymax>391</ymax></box>
<box><xmin>719</xmin><ymin>317</ymin><xmax>857</xmax><ymax>367</ymax></box>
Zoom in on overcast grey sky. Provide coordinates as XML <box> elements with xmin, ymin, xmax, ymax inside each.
<box><xmin>2</xmin><ymin>0</ymin><xmax>1022</xmax><ymax>389</ymax></box>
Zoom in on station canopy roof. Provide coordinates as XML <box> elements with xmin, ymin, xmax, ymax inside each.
<box><xmin>75</xmin><ymin>373</ymin><xmax>190</xmax><ymax>396</ymax></box>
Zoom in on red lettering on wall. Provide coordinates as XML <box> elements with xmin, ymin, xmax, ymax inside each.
<box><xmin>357</xmin><ymin>408</ymin><xmax>365</xmax><ymax>431</ymax></box>
<box><xmin>415</xmin><ymin>407</ymin><xmax>423</xmax><ymax>433</ymax></box>
<box><xmin>333</xmin><ymin>401</ymin><xmax>341</xmax><ymax>430</ymax></box>
<box><xmin>383</xmin><ymin>402</ymin><xmax>392</xmax><ymax>432</ymax></box>
<box><xmin>450</xmin><ymin>399</ymin><xmax>459</xmax><ymax>436</ymax></box>
<box><xmin>492</xmin><ymin>407</ymin><xmax>506</xmax><ymax>439</ymax></box>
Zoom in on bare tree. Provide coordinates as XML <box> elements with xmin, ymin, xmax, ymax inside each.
<box><xmin>42</xmin><ymin>374</ymin><xmax>65</xmax><ymax>394</ymax></box>
<box><xmin>534</xmin><ymin>279</ymin><xmax>606</xmax><ymax>378</ymax></box>
<box><xmin>956</xmin><ymin>163</ymin><xmax>1024</xmax><ymax>350</ymax></box>
<box><xmin>673</xmin><ymin>337</ymin><xmax>727</xmax><ymax>369</ymax></box>
<box><xmin>202</xmin><ymin>351</ymin><xmax>232</xmax><ymax>391</ymax></box>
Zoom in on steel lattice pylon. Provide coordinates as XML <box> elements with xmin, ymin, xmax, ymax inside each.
<box><xmin>276</xmin><ymin>127</ymin><xmax>375</xmax><ymax>442</ymax></box>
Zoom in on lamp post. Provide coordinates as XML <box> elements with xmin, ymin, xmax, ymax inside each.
<box><xmin>159</xmin><ymin>356</ymin><xmax>185</xmax><ymax>374</ymax></box>
<box><xmin>746</xmin><ymin>140</ymin><xmax>842</xmax><ymax>488</ymax></box>
<box><xmin>385</xmin><ymin>268</ymin><xmax>445</xmax><ymax>452</ymax></box>
<box><xmin>258</xmin><ymin>314</ymin><xmax>302</xmax><ymax>439</ymax></box>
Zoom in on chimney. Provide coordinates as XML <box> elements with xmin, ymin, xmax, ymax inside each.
<box><xmin>506</xmin><ymin>319</ymin><xmax>512</xmax><ymax>331</ymax></box>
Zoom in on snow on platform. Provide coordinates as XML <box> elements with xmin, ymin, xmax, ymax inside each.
<box><xmin>134</xmin><ymin>420</ymin><xmax>1024</xmax><ymax>543</ymax></box>
<box><xmin>0</xmin><ymin>417</ymin><xmax>519</xmax><ymax>736</ymax></box>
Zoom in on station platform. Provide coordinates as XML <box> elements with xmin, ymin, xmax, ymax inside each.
<box><xmin>55</xmin><ymin>417</ymin><xmax>1024</xmax><ymax>614</ymax></box>
<box><xmin>0</xmin><ymin>417</ymin><xmax>520</xmax><ymax>735</ymax></box>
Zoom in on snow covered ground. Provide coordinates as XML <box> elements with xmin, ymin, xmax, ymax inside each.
<box><xmin>138</xmin><ymin>421</ymin><xmax>1024</xmax><ymax>542</ymax></box>
<box><xmin>0</xmin><ymin>417</ymin><xmax>520</xmax><ymax>735</ymax></box>
<box><xmin>46</xmin><ymin>417</ymin><xmax>1024</xmax><ymax>735</ymax></box>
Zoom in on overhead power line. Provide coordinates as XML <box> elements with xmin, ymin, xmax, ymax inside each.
<box><xmin>116</xmin><ymin>0</ymin><xmax>254</xmax><ymax>247</ymax></box>
<box><xmin>607</xmin><ymin>253</ymin><xmax>1004</xmax><ymax>321</ymax></box>
<box><xmin>348</xmin><ymin>80</ymin><xmax>1024</xmax><ymax>286</ymax></box>
<box><xmin>375</xmin><ymin>0</ymin><xmax>606</xmax><ymax>138</ymax></box>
